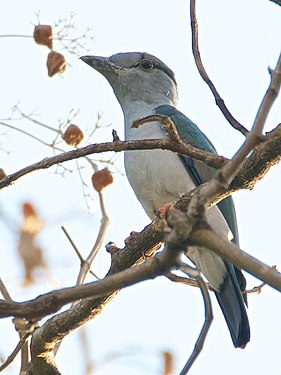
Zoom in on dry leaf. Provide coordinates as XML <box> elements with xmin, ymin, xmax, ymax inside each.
<box><xmin>18</xmin><ymin>202</ymin><xmax>46</xmax><ymax>285</ymax></box>
<box><xmin>62</xmin><ymin>124</ymin><xmax>84</xmax><ymax>146</ymax></box>
<box><xmin>91</xmin><ymin>169</ymin><xmax>113</xmax><ymax>192</ymax></box>
<box><xmin>33</xmin><ymin>25</ymin><xmax>53</xmax><ymax>50</ymax></box>
<box><xmin>18</xmin><ymin>232</ymin><xmax>46</xmax><ymax>285</ymax></box>
<box><xmin>22</xmin><ymin>202</ymin><xmax>42</xmax><ymax>235</ymax></box>
<box><xmin>47</xmin><ymin>51</ymin><xmax>66</xmax><ymax>77</ymax></box>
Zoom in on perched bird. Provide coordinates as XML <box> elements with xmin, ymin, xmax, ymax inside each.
<box><xmin>80</xmin><ymin>52</ymin><xmax>250</xmax><ymax>348</ymax></box>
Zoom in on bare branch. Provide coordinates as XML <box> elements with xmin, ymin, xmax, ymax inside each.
<box><xmin>0</xmin><ymin>331</ymin><xmax>33</xmax><ymax>373</ymax></box>
<box><xmin>0</xmin><ymin>279</ymin><xmax>35</xmax><ymax>374</ymax></box>
<box><xmin>61</xmin><ymin>227</ymin><xmax>99</xmax><ymax>279</ymax></box>
<box><xmin>0</xmin><ymin>249</ymin><xmax>171</xmax><ymax>321</ymax></box>
<box><xmin>166</xmin><ymin>268</ymin><xmax>269</xmax><ymax>296</ymax></box>
<box><xmin>0</xmin><ymin>278</ymin><xmax>12</xmax><ymax>301</ymax></box>
<box><xmin>190</xmin><ymin>0</ymin><xmax>249</xmax><ymax>136</ymax></box>
<box><xmin>229</xmin><ymin>124</ymin><xmax>281</xmax><ymax>193</ymax></box>
<box><xmin>0</xmin><ymin>196</ymin><xmax>278</xmax><ymax>373</ymax></box>
<box><xmin>184</xmin><ymin>50</ymin><xmax>281</xmax><ymax>235</ymax></box>
<box><xmin>165</xmin><ymin>271</ymin><xmax>201</xmax><ymax>289</ymax></box>
<box><xmin>0</xmin><ymin>138</ymin><xmax>225</xmax><ymax>190</ymax></box>
<box><xmin>0</xmin><ymin>202</ymin><xmax>279</xmax><ymax>320</ymax></box>
<box><xmin>76</xmin><ymin>191</ymin><xmax>109</xmax><ymax>283</ymax></box>
<box><xmin>269</xmin><ymin>0</ymin><xmax>281</xmax><ymax>6</ymax></box>
<box><xmin>179</xmin><ymin>265</ymin><xmax>213</xmax><ymax>375</ymax></box>
<box><xmin>252</xmin><ymin>54</ymin><xmax>281</xmax><ymax>135</ymax></box>
<box><xmin>1</xmin><ymin>127</ymin><xmax>280</xmax><ymax>194</ymax></box>
<box><xmin>190</xmin><ymin>226</ymin><xmax>281</xmax><ymax>292</ymax></box>
<box><xmin>133</xmin><ymin>114</ymin><xmax>182</xmax><ymax>143</ymax></box>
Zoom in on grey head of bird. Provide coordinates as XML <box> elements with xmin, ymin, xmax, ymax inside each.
<box><xmin>80</xmin><ymin>52</ymin><xmax>178</xmax><ymax>111</ymax></box>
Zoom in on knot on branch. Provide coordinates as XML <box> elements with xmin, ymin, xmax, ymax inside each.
<box><xmin>166</xmin><ymin>207</ymin><xmax>194</xmax><ymax>249</ymax></box>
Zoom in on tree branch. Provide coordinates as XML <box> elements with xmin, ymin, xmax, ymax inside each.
<box><xmin>269</xmin><ymin>0</ymin><xmax>281</xmax><ymax>6</ymax></box>
<box><xmin>190</xmin><ymin>0</ymin><xmax>249</xmax><ymax>136</ymax></box>
<box><xmin>0</xmin><ymin>138</ymin><xmax>226</xmax><ymax>190</ymax></box>
<box><xmin>178</xmin><ymin>265</ymin><xmax>213</xmax><ymax>375</ymax></box>
<box><xmin>0</xmin><ymin>125</ymin><xmax>280</xmax><ymax>197</ymax></box>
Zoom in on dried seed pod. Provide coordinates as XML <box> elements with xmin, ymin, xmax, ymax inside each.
<box><xmin>47</xmin><ymin>51</ymin><xmax>66</xmax><ymax>77</ymax></box>
<box><xmin>33</xmin><ymin>25</ymin><xmax>53</xmax><ymax>50</ymax></box>
<box><xmin>91</xmin><ymin>169</ymin><xmax>113</xmax><ymax>192</ymax></box>
<box><xmin>0</xmin><ymin>168</ymin><xmax>6</xmax><ymax>180</ymax></box>
<box><xmin>62</xmin><ymin>124</ymin><xmax>84</xmax><ymax>146</ymax></box>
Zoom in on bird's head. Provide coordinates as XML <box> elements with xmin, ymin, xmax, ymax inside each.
<box><xmin>80</xmin><ymin>52</ymin><xmax>178</xmax><ymax>109</ymax></box>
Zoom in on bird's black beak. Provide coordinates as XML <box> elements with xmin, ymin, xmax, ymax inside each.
<box><xmin>80</xmin><ymin>55</ymin><xmax>122</xmax><ymax>76</ymax></box>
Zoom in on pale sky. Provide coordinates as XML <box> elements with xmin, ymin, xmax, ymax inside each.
<box><xmin>0</xmin><ymin>1</ymin><xmax>280</xmax><ymax>374</ymax></box>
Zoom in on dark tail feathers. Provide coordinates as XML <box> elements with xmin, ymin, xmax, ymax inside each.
<box><xmin>215</xmin><ymin>266</ymin><xmax>250</xmax><ymax>348</ymax></box>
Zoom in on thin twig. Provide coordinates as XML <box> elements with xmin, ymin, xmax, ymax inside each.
<box><xmin>76</xmin><ymin>191</ymin><xmax>109</xmax><ymax>285</ymax></box>
<box><xmin>166</xmin><ymin>270</ymin><xmax>268</xmax><ymax>295</ymax></box>
<box><xmin>61</xmin><ymin>227</ymin><xmax>100</xmax><ymax>279</ymax></box>
<box><xmin>133</xmin><ymin>114</ymin><xmax>182</xmax><ymax>143</ymax></box>
<box><xmin>178</xmin><ymin>264</ymin><xmax>213</xmax><ymax>374</ymax></box>
<box><xmin>0</xmin><ymin>121</ymin><xmax>54</xmax><ymax>147</ymax></box>
<box><xmin>79</xmin><ymin>327</ymin><xmax>94</xmax><ymax>375</ymax></box>
<box><xmin>251</xmin><ymin>53</ymin><xmax>281</xmax><ymax>136</ymax></box>
<box><xmin>0</xmin><ymin>331</ymin><xmax>32</xmax><ymax>373</ymax></box>
<box><xmin>165</xmin><ymin>271</ymin><xmax>201</xmax><ymax>289</ymax></box>
<box><xmin>0</xmin><ymin>279</ymin><xmax>30</xmax><ymax>374</ymax></box>
<box><xmin>190</xmin><ymin>0</ymin><xmax>249</xmax><ymax>136</ymax></box>
<box><xmin>0</xmin><ymin>278</ymin><xmax>12</xmax><ymax>301</ymax></box>
<box><xmin>0</xmin><ymin>34</ymin><xmax>87</xmax><ymax>41</ymax></box>
<box><xmin>186</xmin><ymin>49</ymin><xmax>281</xmax><ymax>230</ymax></box>
<box><xmin>218</xmin><ymin>51</ymin><xmax>281</xmax><ymax>186</ymax></box>
<box><xmin>54</xmin><ymin>190</ymin><xmax>109</xmax><ymax>356</ymax></box>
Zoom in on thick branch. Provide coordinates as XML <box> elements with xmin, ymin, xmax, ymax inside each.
<box><xmin>230</xmin><ymin>125</ymin><xmax>281</xmax><ymax>192</ymax></box>
<box><xmin>0</xmin><ymin>250</ymin><xmax>167</xmax><ymax>321</ymax></box>
<box><xmin>1</xmin><ymin>204</ymin><xmax>281</xmax><ymax>322</ymax></box>
<box><xmin>190</xmin><ymin>227</ymin><xmax>281</xmax><ymax>291</ymax></box>
<box><xmin>27</xmin><ymin>234</ymin><xmax>181</xmax><ymax>375</ymax></box>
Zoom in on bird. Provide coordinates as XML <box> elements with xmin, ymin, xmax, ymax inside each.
<box><xmin>80</xmin><ymin>52</ymin><xmax>250</xmax><ymax>348</ymax></box>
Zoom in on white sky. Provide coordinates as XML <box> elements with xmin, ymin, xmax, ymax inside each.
<box><xmin>0</xmin><ymin>1</ymin><xmax>281</xmax><ymax>374</ymax></box>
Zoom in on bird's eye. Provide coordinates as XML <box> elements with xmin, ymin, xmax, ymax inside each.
<box><xmin>139</xmin><ymin>59</ymin><xmax>154</xmax><ymax>71</ymax></box>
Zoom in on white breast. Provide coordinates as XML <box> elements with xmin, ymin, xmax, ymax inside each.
<box><xmin>122</xmin><ymin>101</ymin><xmax>232</xmax><ymax>290</ymax></box>
<box><xmin>125</xmin><ymin>147</ymin><xmax>195</xmax><ymax>219</ymax></box>
<box><xmin>123</xmin><ymin>102</ymin><xmax>196</xmax><ymax>219</ymax></box>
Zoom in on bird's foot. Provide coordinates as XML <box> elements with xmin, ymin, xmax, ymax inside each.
<box><xmin>157</xmin><ymin>203</ymin><xmax>173</xmax><ymax>218</ymax></box>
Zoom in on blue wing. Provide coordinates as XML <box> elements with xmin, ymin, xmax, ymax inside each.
<box><xmin>155</xmin><ymin>104</ymin><xmax>250</xmax><ymax>348</ymax></box>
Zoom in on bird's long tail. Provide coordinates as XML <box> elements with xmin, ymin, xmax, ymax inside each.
<box><xmin>215</xmin><ymin>264</ymin><xmax>250</xmax><ymax>348</ymax></box>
